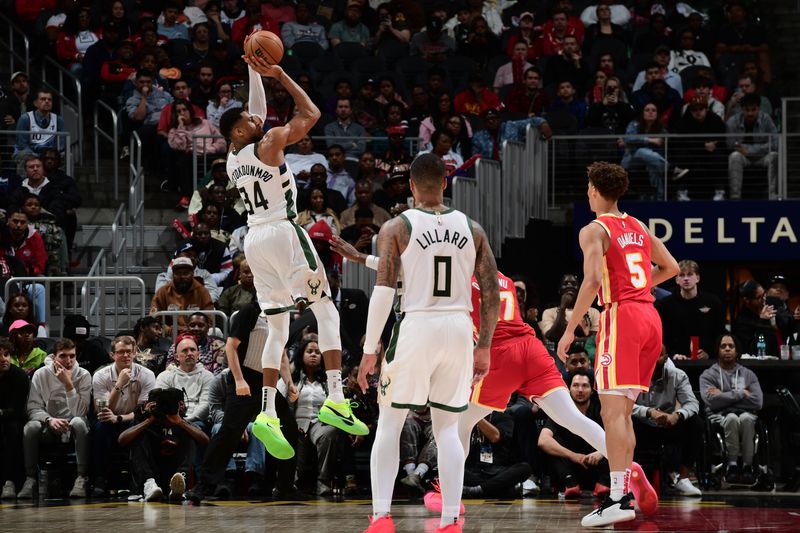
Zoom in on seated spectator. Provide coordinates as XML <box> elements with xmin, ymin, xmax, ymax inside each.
<box><xmin>13</xmin><ymin>90</ymin><xmax>65</xmax><ymax>170</ymax></box>
<box><xmin>38</xmin><ymin>148</ymin><xmax>81</xmax><ymax>247</ymax></box>
<box><xmin>540</xmin><ymin>274</ymin><xmax>600</xmax><ymax>344</ymax></box>
<box><xmin>633</xmin><ymin>48</ymin><xmax>684</xmax><ymax>96</ymax></box>
<box><xmin>340</xmin><ymin>207</ymin><xmax>379</xmax><ymax>254</ymax></box>
<box><xmin>715</xmin><ymin>2</ymin><xmax>771</xmax><ymax>85</ymax></box>
<box><xmin>125</xmin><ymin>69</ymin><xmax>173</xmax><ymax>178</ymax></box>
<box><xmin>375</xmin><ymin>129</ymin><xmax>414</xmax><ymax>182</ymax></box>
<box><xmin>265</xmin><ymin>82</ymin><xmax>294</xmax><ymax>129</ymax></box>
<box><xmin>765</xmin><ymin>275</ymin><xmax>798</xmax><ymax>344</ymax></box>
<box><xmin>87</xmin><ymin>22</ymin><xmax>128</xmax><ymax>104</ymax></box>
<box><xmin>0</xmin><ymin>338</ymin><xmax>29</xmax><ymax>500</ymax></box>
<box><xmin>134</xmin><ymin>316</ymin><xmax>171</xmax><ymax>376</ymax></box>
<box><xmin>632</xmin><ymin>346</ymin><xmax>703</xmax><ymax>496</ymax></box>
<box><xmin>507</xmin><ymin>66</ymin><xmax>550</xmax><ymax>116</ymax></box>
<box><xmin>409</xmin><ymin>16</ymin><xmax>454</xmax><ymax>63</ymax></box>
<box><xmin>232</xmin><ymin>0</ymin><xmax>277</xmax><ymax>46</ymax></box>
<box><xmin>621</xmin><ymin>103</ymin><xmax>687</xmax><ymax>200</ymax></box>
<box><xmin>199</xmin><ymin>204</ymin><xmax>231</xmax><ymax>247</ymax></box>
<box><xmin>419</xmin><ymin>93</ymin><xmax>475</xmax><ymax>149</ymax></box>
<box><xmin>352</xmin><ymin>79</ymin><xmax>382</xmax><ymax>132</ymax></box>
<box><xmin>54</xmin><ymin>7</ymin><xmax>100</xmax><ymax>74</ymax></box>
<box><xmin>189</xmin><ymin>62</ymin><xmax>218</xmax><ymax>111</ymax></box>
<box><xmin>7</xmin><ymin>320</ymin><xmax>46</xmax><ymax>378</ymax></box>
<box><xmin>17</xmin><ymin>339</ymin><xmax>92</xmax><ymax>499</ymax></box>
<box><xmin>373</xmin><ymin>168</ymin><xmax>412</xmax><ymax>216</ymax></box>
<box><xmin>399</xmin><ymin>407</ymin><xmax>436</xmax><ymax>494</ymax></box>
<box><xmin>216</xmin><ymin>258</ymin><xmax>257</xmax><ymax>316</ymax></box>
<box><xmin>292</xmin><ymin>338</ymin><xmax>343</xmax><ymax>496</ymax></box>
<box><xmin>732</xmin><ymin>280</ymin><xmax>780</xmax><ymax>357</ymax></box>
<box><xmin>220</xmin><ymin>0</ymin><xmax>246</xmax><ymax>33</ymax></box>
<box><xmin>329</xmin><ymin>2</ymin><xmax>370</xmax><ymax>48</ymax></box>
<box><xmin>632</xmin><ymin>13</ymin><xmax>670</xmax><ymax>55</ymax></box>
<box><xmin>0</xmin><ymin>72</ymin><xmax>32</xmax><ymax>138</ymax></box>
<box><xmin>298</xmin><ymin>164</ymin><xmax>348</xmax><ymax>215</ymax></box>
<box><xmin>156</xmin><ymin>79</ymin><xmax>207</xmax><ymax>139</ymax></box>
<box><xmin>9</xmin><ymin>154</ymin><xmax>76</xmax><ymax>241</ymax></box>
<box><xmin>581</xmin><ymin>3</ymin><xmax>628</xmax><ymax>58</ymax></box>
<box><xmin>206</xmin><ymin>82</ymin><xmax>242</xmax><ymax>129</ymax></box>
<box><xmin>539</xmin><ymin>6</ymin><xmax>584</xmax><ymax>57</ymax></box>
<box><xmin>339</xmin><ymin>179</ymin><xmax>392</xmax><ymax>228</ymax></box>
<box><xmin>118</xmin><ymin>386</ymin><xmax>210</xmax><ymax>501</ymax></box>
<box><xmin>585</xmin><ymin>77</ymin><xmax>634</xmax><ymax>133</ymax></box>
<box><xmin>445</xmin><ymin>0</ymin><xmax>504</xmax><ymax>37</ymax></box>
<box><xmin>463</xmin><ymin>411</ymin><xmax>532</xmax><ymax>498</ymax></box>
<box><xmin>700</xmin><ymin>333</ymin><xmax>763</xmax><ymax>485</ymax></box>
<box><xmin>726</xmin><ymin>94</ymin><xmax>778</xmax><ymax>200</ymax></box>
<box><xmin>91</xmin><ymin>335</ymin><xmax>157</xmax><ymax>498</ymax></box>
<box><xmin>457</xmin><ymin>16</ymin><xmax>501</xmax><ymax>66</ymax></box>
<box><xmin>472</xmin><ymin>108</ymin><xmax>551</xmax><ymax>161</ymax></box>
<box><xmin>373</xmin><ymin>2</ymin><xmax>412</xmax><ymax>52</ymax></box>
<box><xmin>201</xmin><ymin>183</ymin><xmax>245</xmax><ymax>234</ymax></box>
<box><xmin>325</xmin><ymin>78</ymin><xmax>353</xmax><ymax>118</ymax></box>
<box><xmin>282</xmin><ymin>0</ymin><xmax>327</xmax><ymax>51</ymax></box>
<box><xmin>157</xmin><ymin>334</ymin><xmax>215</xmax><ymax>430</ymax></box>
<box><xmin>158</xmin><ymin>1</ymin><xmax>190</xmax><ymax>41</ymax></box>
<box><xmin>189</xmin><ymin>169</ymin><xmax>245</xmax><ymax>231</ymax></box>
<box><xmin>580</xmin><ymin>1</ymin><xmax>631</xmax><ymax>27</ymax></box>
<box><xmin>565</xmin><ymin>344</ymin><xmax>591</xmax><ymax>372</ymax></box>
<box><xmin>740</xmin><ymin>60</ymin><xmax>779</xmax><ymax>112</ymax></box>
<box><xmin>149</xmin><ymin>256</ymin><xmax>215</xmax><ymax>336</ymax></box>
<box><xmin>682</xmin><ymin>72</ymin><xmax>726</xmax><ymax>120</ymax></box>
<box><xmin>324</xmin><ymin>98</ymin><xmax>367</xmax><ymax>161</ymax></box>
<box><xmin>19</xmin><ymin>193</ymin><xmax>66</xmax><ymax>276</ymax></box>
<box><xmin>326</xmin><ymin>144</ymin><xmax>356</xmax><ymax>204</ymax></box>
<box><xmin>494</xmin><ymin>42</ymin><xmax>534</xmax><ymax>92</ymax></box>
<box><xmin>356</xmin><ymin>151</ymin><xmax>382</xmax><ymax>185</ymax></box>
<box><xmin>418</xmin><ymin>129</ymin><xmax>464</xmax><ymax>177</ymax></box>
<box><xmin>285</xmin><ymin>135</ymin><xmax>328</xmax><ymax>177</ymax></box>
<box><xmin>673</xmin><ymin>97</ymin><xmax>728</xmax><ymax>201</ymax></box>
<box><xmin>585</xmin><ymin>69</ymin><xmax>608</xmax><ymax>106</ymax></box>
<box><xmin>725</xmin><ymin>74</ymin><xmax>773</xmax><ymax>120</ymax></box>
<box><xmin>157</xmin><ymin>248</ymin><xmax>221</xmax><ymax>303</ymax></box>
<box><xmin>3</xmin><ymin>210</ymin><xmax>47</xmax><ymax>327</ymax></box>
<box><xmin>0</xmin><ymin>274</ymin><xmax>37</xmax><ymax>337</ymax></box>
<box><xmin>61</xmin><ymin>314</ymin><xmax>108</xmax><ymax>375</ymax></box>
<box><xmin>549</xmin><ymin>81</ymin><xmax>587</xmax><ymax>129</ymax></box>
<box><xmin>538</xmin><ymin>369</ymin><xmax>608</xmax><ymax>498</ymax></box>
<box><xmin>340</xmin><ymin>363</ymin><xmax>378</xmax><ymax>494</ymax></box>
<box><xmin>165</xmin><ymin>312</ymin><xmax>226</xmax><ymax>376</ymax></box>
<box><xmin>544</xmin><ymin>35</ymin><xmax>591</xmax><ymax>94</ymax></box>
<box><xmin>106</xmin><ymin>1</ymin><xmax>134</xmax><ymax>39</ymax></box>
<box><xmin>504</xmin><ymin>11</ymin><xmax>540</xmax><ymax>64</ymax></box>
<box><xmin>175</xmin><ymin>223</ymin><xmax>234</xmax><ymax>286</ymax></box>
<box><xmin>454</xmin><ymin>75</ymin><xmax>501</xmax><ymax>118</ymax></box>
<box><xmin>669</xmin><ymin>29</ymin><xmax>711</xmax><ymax>75</ymax></box>
<box><xmin>296</xmin><ymin>188</ymin><xmax>342</xmax><ymax>237</ymax></box>
<box><xmin>441</xmin><ymin>116</ymin><xmax>472</xmax><ymax>161</ymax></box>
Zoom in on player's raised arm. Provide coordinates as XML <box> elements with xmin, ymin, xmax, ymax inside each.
<box><xmin>557</xmin><ymin>223</ymin><xmax>605</xmax><ymax>361</ymax></box>
<box><xmin>648</xmin><ymin>231</ymin><xmax>679</xmax><ymax>287</ymax></box>
<box><xmin>471</xmin><ymin>220</ymin><xmax>499</xmax><ymax>385</ymax></box>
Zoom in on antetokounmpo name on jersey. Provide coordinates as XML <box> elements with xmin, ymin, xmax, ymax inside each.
<box><xmin>416</xmin><ymin>228</ymin><xmax>469</xmax><ymax>250</ymax></box>
<box><xmin>231</xmin><ymin>165</ymin><xmax>273</xmax><ymax>183</ymax></box>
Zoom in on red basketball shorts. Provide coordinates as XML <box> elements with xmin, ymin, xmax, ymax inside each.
<box><xmin>470</xmin><ymin>334</ymin><xmax>566</xmax><ymax>410</ymax></box>
<box><xmin>594</xmin><ymin>301</ymin><xmax>662</xmax><ymax>392</ymax></box>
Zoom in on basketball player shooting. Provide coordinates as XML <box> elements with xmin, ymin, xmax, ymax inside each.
<box><xmin>215</xmin><ymin>37</ymin><xmax>368</xmax><ymax>461</ymax></box>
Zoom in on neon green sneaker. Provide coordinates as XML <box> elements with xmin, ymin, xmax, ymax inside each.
<box><xmin>252</xmin><ymin>412</ymin><xmax>295</xmax><ymax>460</ymax></box>
<box><xmin>318</xmin><ymin>398</ymin><xmax>369</xmax><ymax>436</ymax></box>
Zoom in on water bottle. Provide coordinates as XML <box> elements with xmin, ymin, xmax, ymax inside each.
<box><xmin>756</xmin><ymin>334</ymin><xmax>766</xmax><ymax>357</ymax></box>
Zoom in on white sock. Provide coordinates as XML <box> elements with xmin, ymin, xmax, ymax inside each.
<box><xmin>610</xmin><ymin>471</ymin><xmax>626</xmax><ymax>501</ymax></box>
<box><xmin>261</xmin><ymin>386</ymin><xmax>277</xmax><ymax>418</ymax></box>
<box><xmin>326</xmin><ymin>369</ymin><xmax>345</xmax><ymax>403</ymax></box>
<box><xmin>403</xmin><ymin>463</ymin><xmax>416</xmax><ymax>476</ymax></box>
<box><xmin>371</xmin><ymin>406</ymin><xmax>408</xmax><ymax>516</ymax></box>
<box><xmin>432</xmin><ymin>409</ymin><xmax>465</xmax><ymax>528</ymax></box>
<box><xmin>414</xmin><ymin>463</ymin><xmax>429</xmax><ymax>477</ymax></box>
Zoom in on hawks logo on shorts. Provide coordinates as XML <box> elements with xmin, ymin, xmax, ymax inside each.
<box><xmin>599</xmin><ymin>353</ymin><xmax>613</xmax><ymax>367</ymax></box>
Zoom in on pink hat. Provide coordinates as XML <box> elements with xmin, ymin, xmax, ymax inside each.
<box><xmin>8</xmin><ymin>319</ymin><xmax>35</xmax><ymax>333</ymax></box>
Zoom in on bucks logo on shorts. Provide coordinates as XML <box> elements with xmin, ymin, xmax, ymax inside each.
<box><xmin>307</xmin><ymin>279</ymin><xmax>321</xmax><ymax>296</ymax></box>
<box><xmin>380</xmin><ymin>377</ymin><xmax>391</xmax><ymax>396</ymax></box>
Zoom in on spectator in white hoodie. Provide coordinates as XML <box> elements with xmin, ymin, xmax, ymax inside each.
<box><xmin>17</xmin><ymin>339</ymin><xmax>92</xmax><ymax>499</ymax></box>
<box><xmin>155</xmin><ymin>334</ymin><xmax>214</xmax><ymax>430</ymax></box>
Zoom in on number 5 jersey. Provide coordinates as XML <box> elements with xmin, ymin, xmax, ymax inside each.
<box><xmin>591</xmin><ymin>213</ymin><xmax>654</xmax><ymax>306</ymax></box>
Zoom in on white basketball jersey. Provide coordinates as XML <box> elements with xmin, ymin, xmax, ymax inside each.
<box><xmin>227</xmin><ymin>143</ymin><xmax>298</xmax><ymax>225</ymax></box>
<box><xmin>398</xmin><ymin>208</ymin><xmax>476</xmax><ymax>313</ymax></box>
<box><xmin>28</xmin><ymin>111</ymin><xmax>57</xmax><ymax>148</ymax></box>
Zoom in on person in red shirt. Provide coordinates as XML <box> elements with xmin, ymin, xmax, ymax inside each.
<box><xmin>539</xmin><ymin>6</ymin><xmax>584</xmax><ymax>57</ymax></box>
<box><xmin>4</xmin><ymin>210</ymin><xmax>46</xmax><ymax>276</ymax></box>
<box><xmin>557</xmin><ymin>161</ymin><xmax>678</xmax><ymax>528</ymax></box>
<box><xmin>453</xmin><ymin>75</ymin><xmax>501</xmax><ymax>117</ymax></box>
<box><xmin>231</xmin><ymin>0</ymin><xmax>279</xmax><ymax>47</ymax></box>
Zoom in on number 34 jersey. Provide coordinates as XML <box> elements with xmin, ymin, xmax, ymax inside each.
<box><xmin>227</xmin><ymin>144</ymin><xmax>298</xmax><ymax>225</ymax></box>
<box><xmin>591</xmin><ymin>213</ymin><xmax>654</xmax><ymax>306</ymax></box>
<box><xmin>397</xmin><ymin>208</ymin><xmax>476</xmax><ymax>314</ymax></box>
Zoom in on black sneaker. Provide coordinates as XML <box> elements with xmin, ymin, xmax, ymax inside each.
<box><xmin>184</xmin><ymin>483</ymin><xmax>208</xmax><ymax>504</ymax></box>
<box><xmin>725</xmin><ymin>464</ymin><xmax>741</xmax><ymax>484</ymax></box>
<box><xmin>273</xmin><ymin>488</ymin><xmax>312</xmax><ymax>501</ymax></box>
<box><xmin>92</xmin><ymin>477</ymin><xmax>108</xmax><ymax>499</ymax></box>
<box><xmin>581</xmin><ymin>493</ymin><xmax>637</xmax><ymax>528</ymax></box>
<box><xmin>741</xmin><ymin>465</ymin><xmax>756</xmax><ymax>486</ymax></box>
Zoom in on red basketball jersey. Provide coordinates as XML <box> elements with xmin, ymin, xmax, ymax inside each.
<box><xmin>470</xmin><ymin>272</ymin><xmax>536</xmax><ymax>346</ymax></box>
<box><xmin>592</xmin><ymin>213</ymin><xmax>654</xmax><ymax>306</ymax></box>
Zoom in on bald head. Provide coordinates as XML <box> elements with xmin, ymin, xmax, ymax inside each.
<box><xmin>410</xmin><ymin>153</ymin><xmax>446</xmax><ymax>191</ymax></box>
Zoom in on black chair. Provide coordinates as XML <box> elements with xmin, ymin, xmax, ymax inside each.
<box><xmin>444</xmin><ymin>55</ymin><xmax>478</xmax><ymax>90</ymax></box>
<box><xmin>310</xmin><ymin>52</ymin><xmax>344</xmax><ymax>85</ymax></box>
<box><xmin>333</xmin><ymin>42</ymin><xmax>368</xmax><ymax>69</ymax></box>
<box><xmin>279</xmin><ymin>54</ymin><xmax>303</xmax><ymax>74</ymax></box>
<box><xmin>395</xmin><ymin>55</ymin><xmax>433</xmax><ymax>87</ymax></box>
<box><xmin>291</xmin><ymin>42</ymin><xmax>326</xmax><ymax>68</ymax></box>
<box><xmin>375</xmin><ymin>39</ymin><xmax>409</xmax><ymax>69</ymax></box>
<box><xmin>353</xmin><ymin>56</ymin><xmax>387</xmax><ymax>81</ymax></box>
<box><xmin>679</xmin><ymin>65</ymin><xmax>715</xmax><ymax>93</ymax></box>
<box><xmin>776</xmin><ymin>387</ymin><xmax>800</xmax><ymax>491</ymax></box>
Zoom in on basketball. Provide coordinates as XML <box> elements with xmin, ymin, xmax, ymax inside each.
<box><xmin>245</xmin><ymin>30</ymin><xmax>284</xmax><ymax>65</ymax></box>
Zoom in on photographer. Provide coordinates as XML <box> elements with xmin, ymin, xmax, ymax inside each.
<box><xmin>118</xmin><ymin>388</ymin><xmax>209</xmax><ymax>502</ymax></box>
<box><xmin>541</xmin><ymin>274</ymin><xmax>600</xmax><ymax>344</ymax></box>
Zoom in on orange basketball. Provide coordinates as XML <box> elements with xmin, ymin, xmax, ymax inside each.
<box><xmin>245</xmin><ymin>30</ymin><xmax>284</xmax><ymax>65</ymax></box>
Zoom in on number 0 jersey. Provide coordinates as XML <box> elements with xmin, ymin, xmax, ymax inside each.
<box><xmin>227</xmin><ymin>143</ymin><xmax>298</xmax><ymax>225</ymax></box>
<box><xmin>592</xmin><ymin>213</ymin><xmax>653</xmax><ymax>305</ymax></box>
<box><xmin>470</xmin><ymin>271</ymin><xmax>536</xmax><ymax>347</ymax></box>
<box><xmin>398</xmin><ymin>208</ymin><xmax>476</xmax><ymax>314</ymax></box>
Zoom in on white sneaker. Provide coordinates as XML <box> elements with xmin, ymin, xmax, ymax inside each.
<box><xmin>69</xmin><ymin>476</ymin><xmax>89</xmax><ymax>498</ymax></box>
<box><xmin>17</xmin><ymin>477</ymin><xmax>36</xmax><ymax>499</ymax></box>
<box><xmin>674</xmin><ymin>477</ymin><xmax>702</xmax><ymax>497</ymax></box>
<box><xmin>713</xmin><ymin>189</ymin><xmax>726</xmax><ymax>201</ymax></box>
<box><xmin>1</xmin><ymin>480</ymin><xmax>15</xmax><ymax>500</ymax></box>
<box><xmin>672</xmin><ymin>167</ymin><xmax>690</xmax><ymax>180</ymax></box>
<box><xmin>522</xmin><ymin>478</ymin><xmax>540</xmax><ymax>497</ymax></box>
<box><xmin>169</xmin><ymin>472</ymin><xmax>186</xmax><ymax>500</ymax></box>
<box><xmin>143</xmin><ymin>478</ymin><xmax>163</xmax><ymax>502</ymax></box>
<box><xmin>581</xmin><ymin>494</ymin><xmax>637</xmax><ymax>528</ymax></box>
<box><xmin>676</xmin><ymin>189</ymin><xmax>691</xmax><ymax>201</ymax></box>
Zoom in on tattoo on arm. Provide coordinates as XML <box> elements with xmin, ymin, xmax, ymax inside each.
<box><xmin>375</xmin><ymin>218</ymin><xmax>408</xmax><ymax>288</ymax></box>
<box><xmin>472</xmin><ymin>221</ymin><xmax>500</xmax><ymax>348</ymax></box>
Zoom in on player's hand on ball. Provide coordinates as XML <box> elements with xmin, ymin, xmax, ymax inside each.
<box><xmin>358</xmin><ymin>354</ymin><xmax>377</xmax><ymax>393</ymax></box>
<box><xmin>243</xmin><ymin>54</ymin><xmax>283</xmax><ymax>78</ymax></box>
<box><xmin>472</xmin><ymin>346</ymin><xmax>490</xmax><ymax>385</ymax></box>
<box><xmin>557</xmin><ymin>331</ymin><xmax>574</xmax><ymax>363</ymax></box>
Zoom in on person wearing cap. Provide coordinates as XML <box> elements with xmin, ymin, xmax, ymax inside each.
<box><xmin>18</xmin><ymin>338</ymin><xmax>92</xmax><ymax>499</ymax></box>
<box><xmin>765</xmin><ymin>275</ymin><xmax>799</xmax><ymax>344</ymax></box>
<box><xmin>673</xmin><ymin>95</ymin><xmax>727</xmax><ymax>200</ymax></box>
<box><xmin>504</xmin><ymin>11</ymin><xmax>541</xmax><ymax>64</ymax></box>
<box><xmin>12</xmin><ymin>89</ymin><xmax>65</xmax><ymax>168</ymax></box>
<box><xmin>8</xmin><ymin>320</ymin><xmax>47</xmax><ymax>378</ymax></box>
<box><xmin>175</xmin><ymin>223</ymin><xmax>234</xmax><ymax>286</ymax></box>
<box><xmin>633</xmin><ymin>45</ymin><xmax>684</xmax><ymax>96</ymax></box>
<box><xmin>373</xmin><ymin>165</ymin><xmax>411</xmax><ymax>215</ymax></box>
<box><xmin>150</xmin><ymin>256</ymin><xmax>215</xmax><ymax>336</ymax></box>
<box><xmin>0</xmin><ymin>72</ymin><xmax>32</xmax><ymax>133</ymax></box>
<box><xmin>454</xmin><ymin>74</ymin><xmax>501</xmax><ymax>117</ymax></box>
<box><xmin>0</xmin><ymin>337</ymin><xmax>30</xmax><ymax>500</ymax></box>
<box><xmin>330</xmin><ymin>1</ymin><xmax>370</xmax><ymax>48</ymax></box>
<box><xmin>409</xmin><ymin>14</ymin><xmax>456</xmax><ymax>63</ymax></box>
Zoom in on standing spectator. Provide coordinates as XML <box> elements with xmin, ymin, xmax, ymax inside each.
<box><xmin>216</xmin><ymin>258</ymin><xmax>257</xmax><ymax>317</ymax></box>
<box><xmin>326</xmin><ymin>144</ymin><xmax>356</xmax><ymax>204</ymax></box>
<box><xmin>732</xmin><ymin>280</ymin><xmax>780</xmax><ymax>357</ymax></box>
<box><xmin>632</xmin><ymin>346</ymin><xmax>703</xmax><ymax>496</ymax></box>
<box><xmin>507</xmin><ymin>66</ymin><xmax>550</xmax><ymax>116</ymax></box>
<box><xmin>543</xmin><ymin>35</ymin><xmax>591</xmax><ymax>94</ymax></box>
<box><xmin>633</xmin><ymin>46</ymin><xmax>684</xmax><ymax>96</ymax></box>
<box><xmin>324</xmin><ymin>98</ymin><xmax>367</xmax><ymax>161</ymax></box>
<box><xmin>157</xmin><ymin>335</ymin><xmax>215</xmax><ymax>428</ymax></box>
<box><xmin>7</xmin><ymin>320</ymin><xmax>46</xmax><ymax>378</ymax></box>
<box><xmin>540</xmin><ymin>274</ymin><xmax>600</xmax><ymax>344</ymax></box>
<box><xmin>549</xmin><ymin>81</ymin><xmax>587</xmax><ymax>129</ymax></box>
<box><xmin>657</xmin><ymin>260</ymin><xmax>725</xmax><ymax>359</ymax></box>
<box><xmin>726</xmin><ymin>94</ymin><xmax>778</xmax><ymax>200</ymax></box>
<box><xmin>134</xmin><ymin>316</ymin><xmax>171</xmax><ymax>376</ymax></box>
<box><xmin>91</xmin><ymin>335</ymin><xmax>157</xmax><ymax>498</ymax></box>
<box><xmin>700</xmin><ymin>333</ymin><xmax>763</xmax><ymax>485</ymax></box>
<box><xmin>165</xmin><ymin>312</ymin><xmax>226</xmax><ymax>375</ymax></box>
<box><xmin>18</xmin><ymin>339</ymin><xmax>91</xmax><ymax>499</ymax></box>
<box><xmin>399</xmin><ymin>408</ymin><xmax>436</xmax><ymax>494</ymax></box>
<box><xmin>339</xmin><ymin>179</ymin><xmax>392</xmax><ymax>228</ymax></box>
<box><xmin>0</xmin><ymin>338</ymin><xmax>29</xmax><ymax>500</ymax></box>
<box><xmin>149</xmin><ymin>257</ymin><xmax>215</xmax><ymax>336</ymax></box>
<box><xmin>13</xmin><ymin>90</ymin><xmax>65</xmax><ymax>168</ymax></box>
<box><xmin>206</xmin><ymin>83</ymin><xmax>242</xmax><ymax>129</ymax></box>
<box><xmin>454</xmin><ymin>75</ymin><xmax>501</xmax><ymax>118</ymax></box>
<box><xmin>673</xmin><ymin>97</ymin><xmax>728</xmax><ymax>200</ymax></box>
<box><xmin>409</xmin><ymin>16</ymin><xmax>455</xmax><ymax>63</ymax></box>
<box><xmin>158</xmin><ymin>1</ymin><xmax>190</xmax><ymax>41</ymax></box>
<box><xmin>329</xmin><ymin>2</ymin><xmax>370</xmax><ymax>48</ymax></box>
<box><xmin>281</xmin><ymin>1</ymin><xmax>328</xmax><ymax>50</ymax></box>
<box><xmin>175</xmin><ymin>224</ymin><xmax>234</xmax><ymax>286</ymax></box>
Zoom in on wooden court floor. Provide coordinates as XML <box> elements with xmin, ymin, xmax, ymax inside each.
<box><xmin>2</xmin><ymin>493</ymin><xmax>800</xmax><ymax>532</ymax></box>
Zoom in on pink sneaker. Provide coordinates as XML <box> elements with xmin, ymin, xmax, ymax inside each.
<box><xmin>562</xmin><ymin>485</ymin><xmax>581</xmax><ymax>499</ymax></box>
<box><xmin>436</xmin><ymin>523</ymin><xmax>462</xmax><ymax>533</ymax></box>
<box><xmin>592</xmin><ymin>482</ymin><xmax>610</xmax><ymax>498</ymax></box>
<box><xmin>364</xmin><ymin>515</ymin><xmax>395</xmax><ymax>533</ymax></box>
<box><xmin>630</xmin><ymin>462</ymin><xmax>658</xmax><ymax>516</ymax></box>
<box><xmin>423</xmin><ymin>480</ymin><xmax>465</xmax><ymax>515</ymax></box>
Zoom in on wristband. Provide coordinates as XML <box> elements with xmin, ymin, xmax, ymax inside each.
<box><xmin>365</xmin><ymin>254</ymin><xmax>380</xmax><ymax>271</ymax></box>
<box><xmin>363</xmin><ymin>285</ymin><xmax>396</xmax><ymax>354</ymax></box>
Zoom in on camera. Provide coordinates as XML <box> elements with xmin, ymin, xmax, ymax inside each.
<box><xmin>147</xmin><ymin>387</ymin><xmax>185</xmax><ymax>420</ymax></box>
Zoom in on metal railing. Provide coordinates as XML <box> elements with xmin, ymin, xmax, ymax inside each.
<box><xmin>191</xmin><ymin>133</ymin><xmax>228</xmax><ymax>191</ymax></box>
<box><xmin>313</xmin><ymin>135</ymin><xmax>423</xmax><ymax>155</ymax></box>
<box><xmin>40</xmin><ymin>56</ymin><xmax>82</xmax><ymax>164</ymax></box>
<box><xmin>341</xmin><ymin>235</ymin><xmax>378</xmax><ymax>294</ymax></box>
<box><xmin>0</xmin><ymin>13</ymin><xmax>29</xmax><ymax>76</ymax></box>
<box><xmin>451</xmin><ymin>157</ymin><xmax>503</xmax><ymax>256</ymax></box>
<box><xmin>110</xmin><ymin>203</ymin><xmax>128</xmax><ymax>275</ymax></box>
<box><xmin>5</xmin><ymin>274</ymin><xmax>147</xmax><ymax>338</ymax></box>
<box><xmin>0</xmin><ymin>130</ymin><xmax>73</xmax><ymax>175</ymax></box>
<box><xmin>780</xmin><ymin>97</ymin><xmax>800</xmax><ymax>199</ymax></box>
<box><xmin>93</xmin><ymin>100</ymin><xmax>120</xmax><ymax>197</ymax></box>
<box><xmin>151</xmin><ymin>310</ymin><xmax>230</xmax><ymax>342</ymax></box>
<box><xmin>128</xmin><ymin>132</ymin><xmax>145</xmax><ymax>267</ymax></box>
